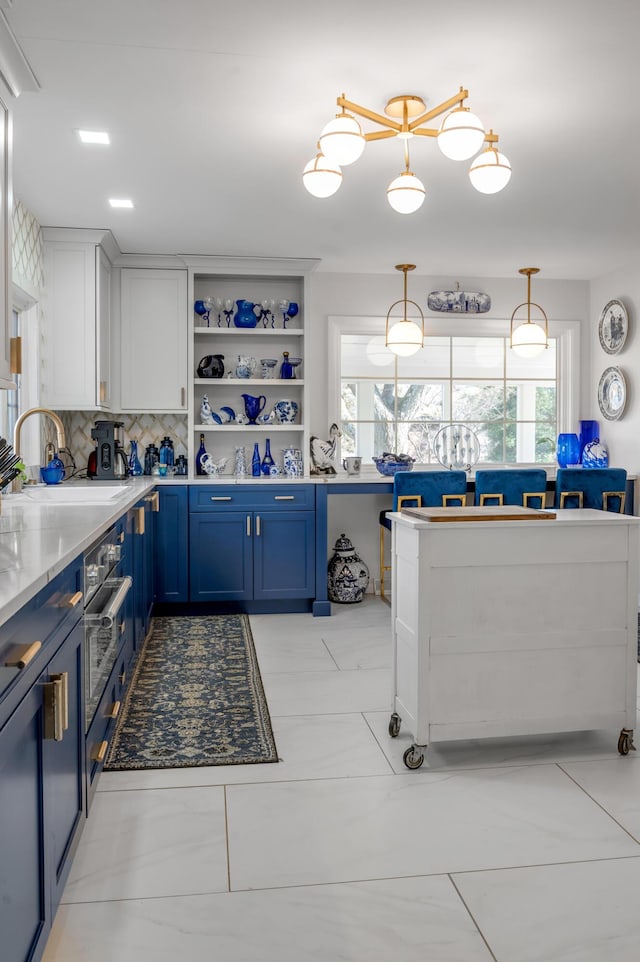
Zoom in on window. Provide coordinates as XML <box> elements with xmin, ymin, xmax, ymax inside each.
<box><xmin>330</xmin><ymin>314</ymin><xmax>578</xmax><ymax>467</ymax></box>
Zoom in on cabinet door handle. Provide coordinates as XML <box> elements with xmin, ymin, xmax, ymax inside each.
<box><xmin>107</xmin><ymin>701</ymin><xmax>121</xmax><ymax>719</ymax></box>
<box><xmin>43</xmin><ymin>676</ymin><xmax>64</xmax><ymax>741</ymax></box>
<box><xmin>135</xmin><ymin>505</ymin><xmax>145</xmax><ymax>535</ymax></box>
<box><xmin>256</xmin><ymin>515</ymin><xmax>261</xmax><ymax>536</ymax></box>
<box><xmin>118</xmin><ymin>531</ymin><xmax>125</xmax><ymax>544</ymax></box>
<box><xmin>274</xmin><ymin>496</ymin><xmax>295</xmax><ymax>501</ymax></box>
<box><xmin>246</xmin><ymin>514</ymin><xmax>251</xmax><ymax>537</ymax></box>
<box><xmin>50</xmin><ymin>671</ymin><xmax>69</xmax><ymax>731</ymax></box>
<box><xmin>211</xmin><ymin>496</ymin><xmax>232</xmax><ymax>501</ymax></box>
<box><xmin>62</xmin><ymin>590</ymin><xmax>84</xmax><ymax>608</ymax></box>
<box><xmin>152</xmin><ymin>491</ymin><xmax>160</xmax><ymax>512</ymax></box>
<box><xmin>5</xmin><ymin>640</ymin><xmax>42</xmax><ymax>669</ymax></box>
<box><xmin>92</xmin><ymin>740</ymin><xmax>108</xmax><ymax>763</ymax></box>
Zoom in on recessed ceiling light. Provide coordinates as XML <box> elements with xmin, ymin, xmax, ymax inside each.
<box><xmin>108</xmin><ymin>198</ymin><xmax>134</xmax><ymax>209</ymax></box>
<box><xmin>77</xmin><ymin>129</ymin><xmax>110</xmax><ymax>145</ymax></box>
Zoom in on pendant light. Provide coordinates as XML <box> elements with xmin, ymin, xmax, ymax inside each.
<box><xmin>510</xmin><ymin>267</ymin><xmax>549</xmax><ymax>358</ymax></box>
<box><xmin>469</xmin><ymin>134</ymin><xmax>512</xmax><ymax>194</ymax></box>
<box><xmin>385</xmin><ymin>264</ymin><xmax>425</xmax><ymax>357</ymax></box>
<box><xmin>302</xmin><ymin>145</ymin><xmax>343</xmax><ymax>198</ymax></box>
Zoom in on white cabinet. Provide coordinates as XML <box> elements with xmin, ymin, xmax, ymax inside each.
<box><xmin>119</xmin><ymin>268</ymin><xmax>187</xmax><ymax>412</ymax></box>
<box><xmin>41</xmin><ymin>228</ymin><xmax>117</xmax><ymax>410</ymax></box>
<box><xmin>0</xmin><ymin>94</ymin><xmax>13</xmax><ymax>389</ymax></box>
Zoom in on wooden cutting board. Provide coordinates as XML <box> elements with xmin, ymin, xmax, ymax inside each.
<box><xmin>401</xmin><ymin>505</ymin><xmax>556</xmax><ymax>522</ymax></box>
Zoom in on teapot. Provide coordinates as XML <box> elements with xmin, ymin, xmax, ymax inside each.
<box><xmin>241</xmin><ymin>393</ymin><xmax>267</xmax><ymax>424</ymax></box>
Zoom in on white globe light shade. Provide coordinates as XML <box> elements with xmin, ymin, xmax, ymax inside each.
<box><xmin>510</xmin><ymin>321</ymin><xmax>548</xmax><ymax>358</ymax></box>
<box><xmin>318</xmin><ymin>114</ymin><xmax>366</xmax><ymax>166</ymax></box>
<box><xmin>469</xmin><ymin>148</ymin><xmax>512</xmax><ymax>194</ymax></box>
<box><xmin>366</xmin><ymin>335</ymin><xmax>395</xmax><ymax>367</ymax></box>
<box><xmin>387</xmin><ymin>172</ymin><xmax>425</xmax><ymax>214</ymax></box>
<box><xmin>386</xmin><ymin>319</ymin><xmax>423</xmax><ymax>356</ymax></box>
<box><xmin>437</xmin><ymin>108</ymin><xmax>485</xmax><ymax>161</ymax></box>
<box><xmin>302</xmin><ymin>153</ymin><xmax>342</xmax><ymax>198</ymax></box>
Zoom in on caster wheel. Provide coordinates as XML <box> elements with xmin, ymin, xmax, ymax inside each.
<box><xmin>388</xmin><ymin>713</ymin><xmax>401</xmax><ymax>738</ymax></box>
<box><xmin>618</xmin><ymin>728</ymin><xmax>635</xmax><ymax>755</ymax></box>
<box><xmin>403</xmin><ymin>746</ymin><xmax>425</xmax><ymax>770</ymax></box>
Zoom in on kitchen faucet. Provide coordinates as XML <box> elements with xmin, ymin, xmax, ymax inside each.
<box><xmin>12</xmin><ymin>407</ymin><xmax>66</xmax><ymax>489</ymax></box>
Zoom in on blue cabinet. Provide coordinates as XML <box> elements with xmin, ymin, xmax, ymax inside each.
<box><xmin>0</xmin><ymin>561</ymin><xmax>85</xmax><ymax>962</ymax></box>
<box><xmin>189</xmin><ymin>485</ymin><xmax>315</xmax><ymax>605</ymax></box>
<box><xmin>154</xmin><ymin>485</ymin><xmax>189</xmax><ymax>602</ymax></box>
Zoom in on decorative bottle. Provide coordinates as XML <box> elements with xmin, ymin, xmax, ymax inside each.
<box><xmin>159</xmin><ymin>436</ymin><xmax>174</xmax><ymax>468</ymax></box>
<box><xmin>251</xmin><ymin>442</ymin><xmax>262</xmax><ymax>478</ymax></box>
<box><xmin>144</xmin><ymin>443</ymin><xmax>159</xmax><ymax>475</ymax></box>
<box><xmin>261</xmin><ymin>437</ymin><xmax>275</xmax><ymax>475</ymax></box>
<box><xmin>128</xmin><ymin>439</ymin><xmax>143</xmax><ymax>476</ymax></box>
<box><xmin>195</xmin><ymin>433</ymin><xmax>208</xmax><ymax>476</ymax></box>
<box><xmin>280</xmin><ymin>351</ymin><xmax>294</xmax><ymax>379</ymax></box>
<box><xmin>234</xmin><ymin>445</ymin><xmax>248</xmax><ymax>478</ymax></box>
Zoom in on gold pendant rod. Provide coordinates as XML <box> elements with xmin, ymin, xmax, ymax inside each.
<box><xmin>408</xmin><ymin>87</ymin><xmax>469</xmax><ymax>130</ymax></box>
<box><xmin>364</xmin><ymin>129</ymin><xmax>398</xmax><ymax>142</ymax></box>
<box><xmin>337</xmin><ymin>95</ymin><xmax>402</xmax><ymax>132</ymax></box>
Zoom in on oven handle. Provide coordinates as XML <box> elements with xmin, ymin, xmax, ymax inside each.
<box><xmin>95</xmin><ymin>576</ymin><xmax>133</xmax><ymax>628</ymax></box>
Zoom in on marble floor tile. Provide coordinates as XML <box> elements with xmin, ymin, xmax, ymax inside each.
<box><xmin>98</xmin><ymin>713</ymin><xmax>393</xmax><ymax>792</ymax></box>
<box><xmin>561</xmin><ymin>756</ymin><xmax>640</xmax><ymax>840</ymax></box>
<box><xmin>453</xmin><ymin>856</ymin><xmax>640</xmax><ymax>962</ymax></box>
<box><xmin>321</xmin><ymin>623</ymin><xmax>393</xmax><ymax>670</ymax></box>
<box><xmin>251</xmin><ymin>630</ymin><xmax>338</xmax><ymax>673</ymax></box>
<box><xmin>226</xmin><ymin>764</ymin><xmax>640</xmax><ymax>891</ymax></box>
<box><xmin>43</xmin><ymin>875</ymin><xmax>494</xmax><ymax>962</ymax></box>
<box><xmin>62</xmin><ymin>787</ymin><xmax>228</xmax><ymax>902</ymax></box>
<box><xmin>260</xmin><ymin>667</ymin><xmax>390</xmax><ymax>716</ymax></box>
<box><xmin>365</xmin><ymin>710</ymin><xmax>640</xmax><ymax>774</ymax></box>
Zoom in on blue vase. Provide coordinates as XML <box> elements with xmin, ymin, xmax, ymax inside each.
<box><xmin>556</xmin><ymin>433</ymin><xmax>581</xmax><ymax>468</ymax></box>
<box><xmin>579</xmin><ymin>420</ymin><xmax>599</xmax><ymax>463</ymax></box>
<box><xmin>234</xmin><ymin>299</ymin><xmax>258</xmax><ymax>329</ymax></box>
<box><xmin>251</xmin><ymin>442</ymin><xmax>262</xmax><ymax>478</ymax></box>
<box><xmin>128</xmin><ymin>439</ymin><xmax>143</xmax><ymax>476</ymax></box>
<box><xmin>280</xmin><ymin>351</ymin><xmax>294</xmax><ymax>379</ymax></box>
<box><xmin>261</xmin><ymin>438</ymin><xmax>275</xmax><ymax>475</ymax></box>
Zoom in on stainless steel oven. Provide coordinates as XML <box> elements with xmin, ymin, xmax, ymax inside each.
<box><xmin>83</xmin><ymin>525</ymin><xmax>132</xmax><ymax>732</ymax></box>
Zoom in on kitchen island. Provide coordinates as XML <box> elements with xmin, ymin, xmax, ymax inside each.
<box><xmin>389</xmin><ymin>506</ymin><xmax>640</xmax><ymax>768</ymax></box>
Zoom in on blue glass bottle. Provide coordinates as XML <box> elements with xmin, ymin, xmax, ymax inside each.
<box><xmin>252</xmin><ymin>442</ymin><xmax>262</xmax><ymax>478</ymax></box>
<box><xmin>261</xmin><ymin>438</ymin><xmax>275</xmax><ymax>475</ymax></box>
<box><xmin>280</xmin><ymin>351</ymin><xmax>294</xmax><ymax>379</ymax></box>
<box><xmin>159</xmin><ymin>436</ymin><xmax>175</xmax><ymax>467</ymax></box>
<box><xmin>128</xmin><ymin>439</ymin><xmax>143</xmax><ymax>476</ymax></box>
<box><xmin>195</xmin><ymin>434</ymin><xmax>208</xmax><ymax>476</ymax></box>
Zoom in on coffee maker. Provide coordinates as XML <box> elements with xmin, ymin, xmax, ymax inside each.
<box><xmin>90</xmin><ymin>420</ymin><xmax>128</xmax><ymax>480</ymax></box>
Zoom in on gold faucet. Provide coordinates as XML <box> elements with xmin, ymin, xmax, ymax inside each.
<box><xmin>13</xmin><ymin>407</ymin><xmax>66</xmax><ymax>489</ymax></box>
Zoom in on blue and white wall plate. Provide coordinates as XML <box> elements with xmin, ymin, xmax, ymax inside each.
<box><xmin>427</xmin><ymin>289</ymin><xmax>491</xmax><ymax>313</ymax></box>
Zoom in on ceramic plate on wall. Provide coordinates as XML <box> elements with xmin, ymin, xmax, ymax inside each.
<box><xmin>598</xmin><ymin>366</ymin><xmax>627</xmax><ymax>420</ymax></box>
<box><xmin>598</xmin><ymin>298</ymin><xmax>628</xmax><ymax>354</ymax></box>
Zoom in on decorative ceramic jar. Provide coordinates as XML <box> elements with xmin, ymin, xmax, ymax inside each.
<box><xmin>327</xmin><ymin>533</ymin><xmax>370</xmax><ymax>604</ymax></box>
<box><xmin>234</xmin><ymin>446</ymin><xmax>247</xmax><ymax>478</ymax></box>
<box><xmin>236</xmin><ymin>355</ymin><xmax>257</xmax><ymax>378</ymax></box>
<box><xmin>581</xmin><ymin>439</ymin><xmax>609</xmax><ymax>468</ymax></box>
<box><xmin>274</xmin><ymin>399</ymin><xmax>299</xmax><ymax>423</ymax></box>
<box><xmin>197</xmin><ymin>354</ymin><xmax>224</xmax><ymax>378</ymax></box>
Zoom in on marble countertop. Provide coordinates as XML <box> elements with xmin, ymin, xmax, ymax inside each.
<box><xmin>0</xmin><ymin>478</ymin><xmax>156</xmax><ymax>629</ymax></box>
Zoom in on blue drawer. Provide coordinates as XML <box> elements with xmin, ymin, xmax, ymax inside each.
<box><xmin>189</xmin><ymin>484</ymin><xmax>314</xmax><ymax>511</ymax></box>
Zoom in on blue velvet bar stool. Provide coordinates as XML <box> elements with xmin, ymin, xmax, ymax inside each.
<box><xmin>555</xmin><ymin>467</ymin><xmax>627</xmax><ymax>512</ymax></box>
<box><xmin>379</xmin><ymin>470</ymin><xmax>468</xmax><ymax>600</ymax></box>
<box><xmin>474</xmin><ymin>468</ymin><xmax>548</xmax><ymax>509</ymax></box>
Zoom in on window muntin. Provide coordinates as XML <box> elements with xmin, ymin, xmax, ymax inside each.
<box><xmin>340</xmin><ymin>333</ymin><xmax>557</xmax><ymax>465</ymax></box>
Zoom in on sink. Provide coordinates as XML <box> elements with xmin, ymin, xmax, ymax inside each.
<box><xmin>22</xmin><ymin>484</ymin><xmax>130</xmax><ymax>505</ymax></box>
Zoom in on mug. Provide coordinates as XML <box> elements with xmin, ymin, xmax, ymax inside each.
<box><xmin>342</xmin><ymin>456</ymin><xmax>362</xmax><ymax>475</ymax></box>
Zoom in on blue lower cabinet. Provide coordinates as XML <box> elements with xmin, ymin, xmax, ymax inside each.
<box><xmin>188</xmin><ymin>486</ymin><xmax>316</xmax><ymax>604</ymax></box>
<box><xmin>154</xmin><ymin>486</ymin><xmax>188</xmax><ymax>602</ymax></box>
<box><xmin>0</xmin><ymin>616</ymin><xmax>85</xmax><ymax>962</ymax></box>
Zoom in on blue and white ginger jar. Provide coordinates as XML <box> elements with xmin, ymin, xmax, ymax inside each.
<box><xmin>582</xmin><ymin>439</ymin><xmax>609</xmax><ymax>469</ymax></box>
<box><xmin>274</xmin><ymin>399</ymin><xmax>299</xmax><ymax>423</ymax></box>
<box><xmin>327</xmin><ymin>533</ymin><xmax>370</xmax><ymax>604</ymax></box>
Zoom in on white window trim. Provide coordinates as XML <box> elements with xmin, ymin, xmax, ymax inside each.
<box><xmin>328</xmin><ymin>314</ymin><xmax>580</xmax><ymax>465</ymax></box>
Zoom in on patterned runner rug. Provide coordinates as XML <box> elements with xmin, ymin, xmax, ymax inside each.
<box><xmin>105</xmin><ymin>614</ymin><xmax>278</xmax><ymax>770</ymax></box>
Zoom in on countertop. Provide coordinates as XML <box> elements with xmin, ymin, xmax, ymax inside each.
<box><xmin>0</xmin><ymin>478</ymin><xmax>156</xmax><ymax>629</ymax></box>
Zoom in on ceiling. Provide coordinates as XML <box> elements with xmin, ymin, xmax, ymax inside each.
<box><xmin>3</xmin><ymin>0</ymin><xmax>640</xmax><ymax>279</ymax></box>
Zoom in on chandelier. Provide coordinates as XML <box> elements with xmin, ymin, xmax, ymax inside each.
<box><xmin>386</xmin><ymin>264</ymin><xmax>425</xmax><ymax>356</ymax></box>
<box><xmin>303</xmin><ymin>87</ymin><xmax>511</xmax><ymax>213</ymax></box>
<box><xmin>510</xmin><ymin>268</ymin><xmax>549</xmax><ymax>358</ymax></box>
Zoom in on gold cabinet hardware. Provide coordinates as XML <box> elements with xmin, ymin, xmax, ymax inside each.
<box><xmin>118</xmin><ymin>531</ymin><xmax>125</xmax><ymax>544</ymax></box>
<box><xmin>50</xmin><ymin>671</ymin><xmax>69</xmax><ymax>731</ymax></box>
<box><xmin>135</xmin><ymin>505</ymin><xmax>145</xmax><ymax>535</ymax></box>
<box><xmin>43</xmin><ymin>675</ymin><xmax>65</xmax><ymax>741</ymax></box>
<box><xmin>256</xmin><ymin>514</ymin><xmax>261</xmax><ymax>536</ymax></box>
<box><xmin>152</xmin><ymin>491</ymin><xmax>159</xmax><ymax>512</ymax></box>
<box><xmin>61</xmin><ymin>590</ymin><xmax>83</xmax><ymax>608</ymax></box>
<box><xmin>246</xmin><ymin>514</ymin><xmax>251</xmax><ymax>537</ymax></box>
<box><xmin>181</xmin><ymin>386</ymin><xmax>186</xmax><ymax>406</ymax></box>
<box><xmin>91</xmin><ymin>740</ymin><xmax>108</xmax><ymax>763</ymax></box>
<box><xmin>10</xmin><ymin>335</ymin><xmax>22</xmax><ymax>375</ymax></box>
<box><xmin>107</xmin><ymin>701</ymin><xmax>121</xmax><ymax>719</ymax></box>
<box><xmin>119</xmin><ymin>620</ymin><xmax>125</xmax><ymax>635</ymax></box>
<box><xmin>99</xmin><ymin>380</ymin><xmax>107</xmax><ymax>404</ymax></box>
<box><xmin>119</xmin><ymin>669</ymin><xmax>126</xmax><ymax>686</ymax></box>
<box><xmin>5</xmin><ymin>640</ymin><xmax>42</xmax><ymax>669</ymax></box>
<box><xmin>274</xmin><ymin>496</ymin><xmax>295</xmax><ymax>501</ymax></box>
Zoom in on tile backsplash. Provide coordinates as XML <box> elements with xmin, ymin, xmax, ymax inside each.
<box><xmin>53</xmin><ymin>412</ymin><xmax>189</xmax><ymax>475</ymax></box>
